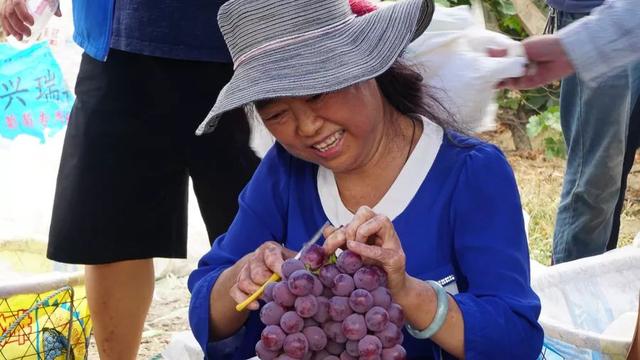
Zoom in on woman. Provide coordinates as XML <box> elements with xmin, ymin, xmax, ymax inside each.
<box><xmin>188</xmin><ymin>0</ymin><xmax>543</xmax><ymax>358</ymax></box>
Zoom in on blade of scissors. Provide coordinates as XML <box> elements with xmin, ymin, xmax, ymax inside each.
<box><xmin>294</xmin><ymin>221</ymin><xmax>330</xmax><ymax>260</ymax></box>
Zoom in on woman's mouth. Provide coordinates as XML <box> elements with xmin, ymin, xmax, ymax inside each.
<box><xmin>312</xmin><ymin>130</ymin><xmax>345</xmax><ymax>153</ymax></box>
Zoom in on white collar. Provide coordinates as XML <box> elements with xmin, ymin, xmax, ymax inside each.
<box><xmin>317</xmin><ymin>116</ymin><xmax>444</xmax><ymax>226</ymax></box>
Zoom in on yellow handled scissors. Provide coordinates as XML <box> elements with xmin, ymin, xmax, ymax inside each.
<box><xmin>235</xmin><ymin>221</ymin><xmax>329</xmax><ymax>312</ymax></box>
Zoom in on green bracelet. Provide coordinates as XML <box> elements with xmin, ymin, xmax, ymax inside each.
<box><xmin>405</xmin><ymin>280</ymin><xmax>449</xmax><ymax>339</ymax></box>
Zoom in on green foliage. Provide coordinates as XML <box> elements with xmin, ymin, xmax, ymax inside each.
<box><xmin>527</xmin><ymin>106</ymin><xmax>566</xmax><ymax>159</ymax></box>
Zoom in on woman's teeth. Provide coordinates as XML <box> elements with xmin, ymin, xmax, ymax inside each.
<box><xmin>313</xmin><ymin>130</ymin><xmax>344</xmax><ymax>152</ymax></box>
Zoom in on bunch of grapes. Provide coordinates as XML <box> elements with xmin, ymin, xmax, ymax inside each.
<box><xmin>255</xmin><ymin>245</ymin><xmax>406</xmax><ymax>360</ymax></box>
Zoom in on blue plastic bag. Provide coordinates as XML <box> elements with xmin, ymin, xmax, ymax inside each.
<box><xmin>0</xmin><ymin>42</ymin><xmax>73</xmax><ymax>143</ymax></box>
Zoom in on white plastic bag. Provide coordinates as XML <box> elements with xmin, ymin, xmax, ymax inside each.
<box><xmin>404</xmin><ymin>5</ymin><xmax>527</xmax><ymax>132</ymax></box>
<box><xmin>532</xmin><ymin>247</ymin><xmax>640</xmax><ymax>359</ymax></box>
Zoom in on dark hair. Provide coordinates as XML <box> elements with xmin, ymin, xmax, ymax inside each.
<box><xmin>375</xmin><ymin>60</ymin><xmax>468</xmax><ymax>136</ymax></box>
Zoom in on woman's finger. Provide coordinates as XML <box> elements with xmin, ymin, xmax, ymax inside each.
<box><xmin>322</xmin><ymin>226</ymin><xmax>347</xmax><ymax>255</ymax></box>
<box><xmin>250</xmin><ymin>252</ymin><xmax>273</xmax><ymax>285</ymax></box>
<box><xmin>6</xmin><ymin>10</ymin><xmax>30</xmax><ymax>37</ymax></box>
<box><xmin>13</xmin><ymin>0</ymin><xmax>34</xmax><ymax>26</ymax></box>
<box><xmin>262</xmin><ymin>242</ymin><xmax>286</xmax><ymax>277</ymax></box>
<box><xmin>230</xmin><ymin>284</ymin><xmax>259</xmax><ymax>311</ymax></box>
<box><xmin>345</xmin><ymin>206</ymin><xmax>376</xmax><ymax>242</ymax></box>
<box><xmin>237</xmin><ymin>264</ymin><xmax>261</xmax><ymax>295</ymax></box>
<box><xmin>354</xmin><ymin>214</ymin><xmax>398</xmax><ymax>247</ymax></box>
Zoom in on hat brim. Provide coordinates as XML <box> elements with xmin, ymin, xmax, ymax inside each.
<box><xmin>196</xmin><ymin>0</ymin><xmax>434</xmax><ymax>135</ymax></box>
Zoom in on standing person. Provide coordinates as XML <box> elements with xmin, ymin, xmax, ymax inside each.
<box><xmin>542</xmin><ymin>0</ymin><xmax>640</xmax><ymax>264</ymax></box>
<box><xmin>0</xmin><ymin>0</ymin><xmax>260</xmax><ymax>359</ymax></box>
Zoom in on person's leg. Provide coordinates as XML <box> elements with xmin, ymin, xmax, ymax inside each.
<box><xmin>608</xmin><ymin>99</ymin><xmax>640</xmax><ymax>250</ymax></box>
<box><xmin>48</xmin><ymin>51</ymin><xmax>191</xmax><ymax>359</ymax></box>
<box><xmin>552</xmin><ymin>11</ymin><xmax>638</xmax><ymax>264</ymax></box>
<box><xmin>168</xmin><ymin>60</ymin><xmax>260</xmax><ymax>242</ymax></box>
<box><xmin>85</xmin><ymin>260</ymin><xmax>154</xmax><ymax>359</ymax></box>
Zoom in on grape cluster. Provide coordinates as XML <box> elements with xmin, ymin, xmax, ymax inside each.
<box><xmin>256</xmin><ymin>245</ymin><xmax>406</xmax><ymax>360</ymax></box>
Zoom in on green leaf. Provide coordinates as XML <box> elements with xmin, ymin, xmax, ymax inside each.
<box><xmin>434</xmin><ymin>0</ymin><xmax>451</xmax><ymax>7</ymax></box>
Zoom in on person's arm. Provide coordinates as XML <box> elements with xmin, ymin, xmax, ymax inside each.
<box><xmin>448</xmin><ymin>143</ymin><xmax>543</xmax><ymax>359</ymax></box>
<box><xmin>188</xmin><ymin>144</ymin><xmax>292</xmax><ymax>354</ymax></box>
<box><xmin>496</xmin><ymin>0</ymin><xmax>640</xmax><ymax>89</ymax></box>
<box><xmin>557</xmin><ymin>0</ymin><xmax>640</xmax><ymax>84</ymax></box>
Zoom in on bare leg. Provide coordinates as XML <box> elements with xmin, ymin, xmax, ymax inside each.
<box><xmin>85</xmin><ymin>259</ymin><xmax>155</xmax><ymax>360</ymax></box>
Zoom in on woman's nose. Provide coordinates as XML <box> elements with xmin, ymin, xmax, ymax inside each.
<box><xmin>295</xmin><ymin>109</ymin><xmax>323</xmax><ymax>138</ymax></box>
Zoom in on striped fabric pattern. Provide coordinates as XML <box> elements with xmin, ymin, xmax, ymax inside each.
<box><xmin>197</xmin><ymin>0</ymin><xmax>434</xmax><ymax>135</ymax></box>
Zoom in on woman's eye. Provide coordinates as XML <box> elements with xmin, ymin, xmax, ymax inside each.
<box><xmin>264</xmin><ymin>111</ymin><xmax>285</xmax><ymax>122</ymax></box>
<box><xmin>309</xmin><ymin>94</ymin><xmax>324</xmax><ymax>102</ymax></box>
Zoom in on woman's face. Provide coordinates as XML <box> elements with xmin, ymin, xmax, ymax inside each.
<box><xmin>256</xmin><ymin>79</ymin><xmax>389</xmax><ymax>173</ymax></box>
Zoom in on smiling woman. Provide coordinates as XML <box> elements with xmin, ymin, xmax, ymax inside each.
<box><xmin>187</xmin><ymin>0</ymin><xmax>544</xmax><ymax>359</ymax></box>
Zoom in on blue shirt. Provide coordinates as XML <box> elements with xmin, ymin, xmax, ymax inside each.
<box><xmin>188</xmin><ymin>122</ymin><xmax>543</xmax><ymax>360</ymax></box>
<box><xmin>72</xmin><ymin>0</ymin><xmax>230</xmax><ymax>62</ymax></box>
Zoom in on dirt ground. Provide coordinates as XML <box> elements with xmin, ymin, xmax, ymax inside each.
<box><xmin>86</xmin><ymin>127</ymin><xmax>640</xmax><ymax>359</ymax></box>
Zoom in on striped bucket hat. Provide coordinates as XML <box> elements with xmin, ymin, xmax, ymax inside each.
<box><xmin>196</xmin><ymin>0</ymin><xmax>435</xmax><ymax>135</ymax></box>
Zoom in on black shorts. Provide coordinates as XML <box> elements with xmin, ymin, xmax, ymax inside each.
<box><xmin>47</xmin><ymin>50</ymin><xmax>260</xmax><ymax>265</ymax></box>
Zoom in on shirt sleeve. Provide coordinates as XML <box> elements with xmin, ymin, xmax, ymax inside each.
<box><xmin>450</xmin><ymin>143</ymin><xmax>543</xmax><ymax>359</ymax></box>
<box><xmin>557</xmin><ymin>0</ymin><xmax>640</xmax><ymax>85</ymax></box>
<box><xmin>187</xmin><ymin>144</ymin><xmax>291</xmax><ymax>358</ymax></box>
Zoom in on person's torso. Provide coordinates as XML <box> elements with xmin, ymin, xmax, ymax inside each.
<box><xmin>277</xmin><ymin>131</ymin><xmax>480</xmax><ymax>359</ymax></box>
<box><xmin>110</xmin><ymin>0</ymin><xmax>231</xmax><ymax>62</ymax></box>
<box><xmin>72</xmin><ymin>0</ymin><xmax>231</xmax><ymax>62</ymax></box>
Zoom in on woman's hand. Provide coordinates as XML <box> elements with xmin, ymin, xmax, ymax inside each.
<box><xmin>230</xmin><ymin>241</ymin><xmax>296</xmax><ymax>311</ymax></box>
<box><xmin>323</xmin><ymin>206</ymin><xmax>409</xmax><ymax>296</ymax></box>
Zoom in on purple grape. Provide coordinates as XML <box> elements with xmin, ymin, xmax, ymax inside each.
<box><xmin>288</xmin><ymin>270</ymin><xmax>315</xmax><ymax>296</ymax></box>
<box><xmin>341</xmin><ymin>313</ymin><xmax>367</xmax><ymax>341</ymax></box>
<box><xmin>263</xmin><ymin>282</ymin><xmax>277</xmax><ymax>302</ymax></box>
<box><xmin>358</xmin><ymin>335</ymin><xmax>383</xmax><ymax>357</ymax></box>
<box><xmin>331</xmin><ymin>274</ymin><xmax>355</xmax><ymax>296</ymax></box>
<box><xmin>336</xmin><ymin>250</ymin><xmax>363</xmax><ymax>274</ymax></box>
<box><xmin>295</xmin><ymin>295</ymin><xmax>319</xmax><ymax>318</ymax></box>
<box><xmin>312</xmin><ymin>350</ymin><xmax>331</xmax><ymax>360</ymax></box>
<box><xmin>312</xmin><ymin>276</ymin><xmax>323</xmax><ymax>296</ymax></box>
<box><xmin>349</xmin><ymin>289</ymin><xmax>374</xmax><ymax>313</ymax></box>
<box><xmin>319</xmin><ymin>264</ymin><xmax>341</xmax><ymax>287</ymax></box>
<box><xmin>303</xmin><ymin>325</ymin><xmax>327</xmax><ymax>351</ymax></box>
<box><xmin>345</xmin><ymin>340</ymin><xmax>359</xmax><ymax>357</ymax></box>
<box><xmin>300</xmin><ymin>244</ymin><xmax>326</xmax><ymax>270</ymax></box>
<box><xmin>260</xmin><ymin>302</ymin><xmax>286</xmax><ymax>326</ymax></box>
<box><xmin>280</xmin><ymin>311</ymin><xmax>304</xmax><ymax>334</ymax></box>
<box><xmin>323</xmin><ymin>321</ymin><xmax>347</xmax><ymax>343</ymax></box>
<box><xmin>381</xmin><ymin>345</ymin><xmax>407</xmax><ymax>360</ymax></box>
<box><xmin>283</xmin><ymin>333</ymin><xmax>309</xmax><ymax>359</ymax></box>
<box><xmin>322</xmin><ymin>286</ymin><xmax>334</xmax><ymax>298</ymax></box>
<box><xmin>256</xmin><ymin>340</ymin><xmax>279</xmax><ymax>360</ymax></box>
<box><xmin>375</xmin><ymin>322</ymin><xmax>402</xmax><ymax>348</ymax></box>
<box><xmin>275</xmin><ymin>355</ymin><xmax>298</xmax><ymax>360</ymax></box>
<box><xmin>303</xmin><ymin>352</ymin><xmax>312</xmax><ymax>360</ymax></box>
<box><xmin>324</xmin><ymin>356</ymin><xmax>340</xmax><ymax>360</ymax></box>
<box><xmin>326</xmin><ymin>340</ymin><xmax>346</xmax><ymax>355</ymax></box>
<box><xmin>313</xmin><ymin>296</ymin><xmax>330</xmax><ymax>323</ymax></box>
<box><xmin>303</xmin><ymin>318</ymin><xmax>319</xmax><ymax>328</ymax></box>
<box><xmin>360</xmin><ymin>355</ymin><xmax>382</xmax><ymax>360</ymax></box>
<box><xmin>329</xmin><ymin>296</ymin><xmax>353</xmax><ymax>322</ymax></box>
<box><xmin>282</xmin><ymin>258</ymin><xmax>306</xmax><ymax>278</ymax></box>
<box><xmin>273</xmin><ymin>282</ymin><xmax>296</xmax><ymax>307</ymax></box>
<box><xmin>371</xmin><ymin>287</ymin><xmax>392</xmax><ymax>309</ymax></box>
<box><xmin>371</xmin><ymin>265</ymin><xmax>388</xmax><ymax>287</ymax></box>
<box><xmin>365</xmin><ymin>306</ymin><xmax>390</xmax><ymax>332</ymax></box>
<box><xmin>261</xmin><ymin>325</ymin><xmax>286</xmax><ymax>351</ymax></box>
<box><xmin>340</xmin><ymin>351</ymin><xmax>358</xmax><ymax>360</ymax></box>
<box><xmin>387</xmin><ymin>303</ymin><xmax>404</xmax><ymax>327</ymax></box>
<box><xmin>354</xmin><ymin>266</ymin><xmax>381</xmax><ymax>291</ymax></box>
